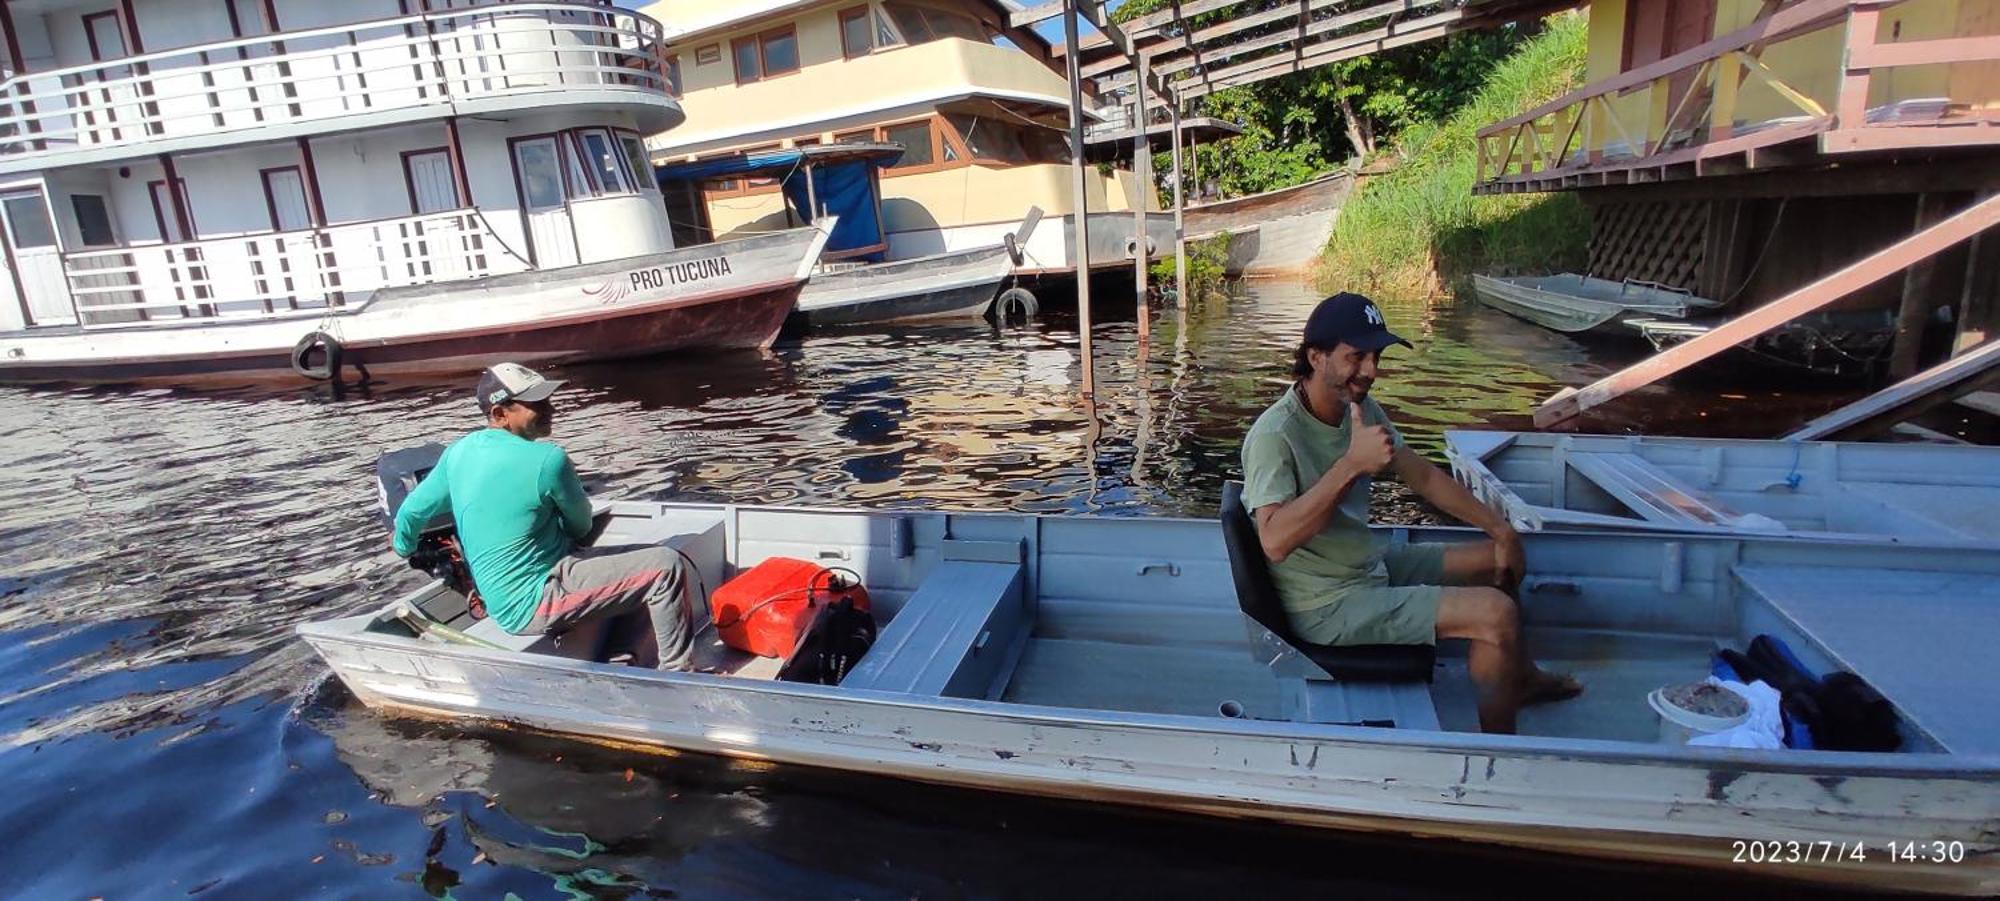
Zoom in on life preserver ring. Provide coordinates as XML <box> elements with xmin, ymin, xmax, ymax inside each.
<box><xmin>291</xmin><ymin>331</ymin><xmax>343</xmax><ymax>381</ymax></box>
<box><xmin>994</xmin><ymin>286</ymin><xmax>1038</xmax><ymax>324</ymax></box>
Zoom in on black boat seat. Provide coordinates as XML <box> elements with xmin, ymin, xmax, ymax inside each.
<box><xmin>1220</xmin><ymin>481</ymin><xmax>1434</xmax><ymax>683</ymax></box>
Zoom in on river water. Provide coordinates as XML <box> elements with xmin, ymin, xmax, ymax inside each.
<box><xmin>0</xmin><ymin>281</ymin><xmax>1876</xmax><ymax>899</ymax></box>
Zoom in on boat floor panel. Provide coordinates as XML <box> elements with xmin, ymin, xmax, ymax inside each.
<box><xmin>1734</xmin><ymin>565</ymin><xmax>2000</xmax><ymax>755</ymax></box>
<box><xmin>1000</xmin><ymin>637</ymin><xmax>1283</xmax><ymax>719</ymax></box>
<box><xmin>1432</xmin><ymin>630</ymin><xmax>1719</xmax><ymax>740</ymax></box>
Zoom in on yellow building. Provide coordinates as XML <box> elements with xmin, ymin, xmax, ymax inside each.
<box><xmin>637</xmin><ymin>0</ymin><xmax>1168</xmax><ymax>275</ymax></box>
<box><xmin>1473</xmin><ymin>0</ymin><xmax>2000</xmax><ymax>380</ymax></box>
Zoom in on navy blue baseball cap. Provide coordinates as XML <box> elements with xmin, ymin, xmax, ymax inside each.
<box><xmin>1303</xmin><ymin>292</ymin><xmax>1411</xmax><ymax>352</ymax></box>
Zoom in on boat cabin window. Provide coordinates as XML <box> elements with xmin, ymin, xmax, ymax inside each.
<box><xmin>884</xmin><ymin>3</ymin><xmax>990</xmax><ymax>45</ymax></box>
<box><xmin>403</xmin><ymin>148</ymin><xmax>461</xmax><ymax>214</ymax></box>
<box><xmin>576</xmin><ymin>129</ymin><xmax>629</xmax><ymax>194</ymax></box>
<box><xmin>840</xmin><ymin>6</ymin><xmax>872</xmax><ymax>58</ymax></box>
<box><xmin>620</xmin><ymin>134</ymin><xmax>654</xmax><ymax>193</ymax></box>
<box><xmin>883</xmin><ymin>120</ymin><xmax>934</xmax><ymax>169</ymax></box>
<box><xmin>733</xmin><ymin>27</ymin><xmax>800</xmax><ymax>84</ymax></box>
<box><xmin>513</xmin><ymin>138</ymin><xmax>570</xmax><ymax>210</ymax></box>
<box><xmin>2</xmin><ymin>192</ymin><xmax>56</xmax><ymax>249</ymax></box>
<box><xmin>944</xmin><ymin>114</ymin><xmax>1069</xmax><ymax>166</ymax></box>
<box><xmin>695</xmin><ymin>44</ymin><xmax>721</xmax><ymax>66</ymax></box>
<box><xmin>260</xmin><ymin>167</ymin><xmax>312</xmax><ymax>231</ymax></box>
<box><xmin>70</xmin><ymin>194</ymin><xmax>116</xmax><ymax>246</ymax></box>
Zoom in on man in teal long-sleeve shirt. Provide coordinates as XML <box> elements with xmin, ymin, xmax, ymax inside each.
<box><xmin>391</xmin><ymin>362</ymin><xmax>695</xmax><ymax>669</ymax></box>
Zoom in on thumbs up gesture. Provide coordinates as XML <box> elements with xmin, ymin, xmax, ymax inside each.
<box><xmin>1342</xmin><ymin>402</ymin><xmax>1395</xmax><ymax>474</ymax></box>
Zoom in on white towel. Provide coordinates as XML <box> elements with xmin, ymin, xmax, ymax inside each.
<box><xmin>1688</xmin><ymin>677</ymin><xmax>1784</xmax><ymax>749</ymax></box>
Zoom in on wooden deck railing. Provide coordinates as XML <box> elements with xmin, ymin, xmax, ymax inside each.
<box><xmin>1473</xmin><ymin>0</ymin><xmax>2000</xmax><ymax>191</ymax></box>
<box><xmin>61</xmin><ymin>209</ymin><xmax>532</xmax><ymax>326</ymax></box>
<box><xmin>0</xmin><ymin>2</ymin><xmax>671</xmax><ymax>161</ymax></box>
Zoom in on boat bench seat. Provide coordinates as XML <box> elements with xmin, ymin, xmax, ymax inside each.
<box><xmin>1565</xmin><ymin>451</ymin><xmax>1739</xmax><ymax>528</ymax></box>
<box><xmin>1735</xmin><ymin>565</ymin><xmax>2000</xmax><ymax>755</ymax></box>
<box><xmin>842</xmin><ymin>542</ymin><xmax>1031</xmax><ymax>699</ymax></box>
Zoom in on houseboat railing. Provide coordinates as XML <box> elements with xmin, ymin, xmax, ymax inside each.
<box><xmin>1472</xmin><ymin>0</ymin><xmax>2000</xmax><ymax>191</ymax></box>
<box><xmin>60</xmin><ymin>208</ymin><xmax>533</xmax><ymax>327</ymax></box>
<box><xmin>0</xmin><ymin>2</ymin><xmax>670</xmax><ymax>159</ymax></box>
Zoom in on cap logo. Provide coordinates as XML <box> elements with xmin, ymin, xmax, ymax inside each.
<box><xmin>487</xmin><ymin>388</ymin><xmax>509</xmax><ymax>405</ymax></box>
<box><xmin>1363</xmin><ymin>304</ymin><xmax>1384</xmax><ymax>326</ymax></box>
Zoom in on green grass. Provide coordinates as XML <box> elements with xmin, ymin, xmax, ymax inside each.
<box><xmin>1315</xmin><ymin>14</ymin><xmax>1591</xmax><ymax>297</ymax></box>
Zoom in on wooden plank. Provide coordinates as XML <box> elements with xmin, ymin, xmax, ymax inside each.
<box><xmin>1480</xmin><ymin>0</ymin><xmax>1847</xmax><ymax>137</ymax></box>
<box><xmin>1785</xmin><ymin>340</ymin><xmax>2000</xmax><ymax>440</ymax></box>
<box><xmin>1849</xmin><ymin>33</ymin><xmax>2000</xmax><ymax>70</ymax></box>
<box><xmin>1836</xmin><ymin>6</ymin><xmax>1880</xmax><ymax>130</ymax></box>
<box><xmin>1540</xmin><ymin>192</ymin><xmax>2000</xmax><ymax>428</ymax></box>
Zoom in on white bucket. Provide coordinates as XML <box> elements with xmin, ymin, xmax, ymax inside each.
<box><xmin>1648</xmin><ymin>686</ymin><xmax>1749</xmax><ymax>744</ymax></box>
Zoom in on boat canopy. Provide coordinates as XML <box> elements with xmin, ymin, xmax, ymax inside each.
<box><xmin>655</xmin><ymin>143</ymin><xmax>903</xmax><ymax>260</ymax></box>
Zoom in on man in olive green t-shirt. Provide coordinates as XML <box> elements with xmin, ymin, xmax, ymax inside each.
<box><xmin>1240</xmin><ymin>293</ymin><xmax>1579</xmax><ymax>733</ymax></box>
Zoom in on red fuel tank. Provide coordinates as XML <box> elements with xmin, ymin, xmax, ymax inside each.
<box><xmin>709</xmin><ymin>557</ymin><xmax>871</xmax><ymax>658</ymax></box>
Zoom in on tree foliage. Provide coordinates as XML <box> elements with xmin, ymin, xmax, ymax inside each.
<box><xmin>1108</xmin><ymin>0</ymin><xmax>1534</xmax><ymax>198</ymax></box>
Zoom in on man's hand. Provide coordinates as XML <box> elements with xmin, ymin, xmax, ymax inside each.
<box><xmin>1342</xmin><ymin>402</ymin><xmax>1395</xmax><ymax>475</ymax></box>
<box><xmin>1493</xmin><ymin>526</ymin><xmax>1527</xmax><ymax>589</ymax></box>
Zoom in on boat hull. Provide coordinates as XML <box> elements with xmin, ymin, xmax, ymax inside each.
<box><xmin>0</xmin><ymin>227</ymin><xmax>830</xmax><ymax>384</ymax></box>
<box><xmin>794</xmin><ymin>246</ymin><xmax>1013</xmax><ymax>327</ymax></box>
<box><xmin>306</xmin><ymin>622</ymin><xmax>1995</xmax><ymax>898</ymax></box>
<box><xmin>1471</xmin><ymin>274</ymin><xmax>1716</xmax><ymax>336</ymax></box>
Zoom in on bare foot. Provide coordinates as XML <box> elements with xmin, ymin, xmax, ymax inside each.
<box><xmin>1524</xmin><ymin>670</ymin><xmax>1584</xmax><ymax>705</ymax></box>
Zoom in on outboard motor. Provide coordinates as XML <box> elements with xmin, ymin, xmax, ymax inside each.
<box><xmin>376</xmin><ymin>443</ymin><xmax>478</xmax><ymax>609</ymax></box>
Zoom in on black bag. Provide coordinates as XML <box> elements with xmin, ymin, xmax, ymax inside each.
<box><xmin>1720</xmin><ymin>637</ymin><xmax>1900</xmax><ymax>752</ymax></box>
<box><xmin>775</xmin><ymin>597</ymin><xmax>877</xmax><ymax>685</ymax></box>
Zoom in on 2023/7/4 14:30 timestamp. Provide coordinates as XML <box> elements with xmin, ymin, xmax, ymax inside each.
<box><xmin>1731</xmin><ymin>840</ymin><xmax>1969</xmax><ymax>864</ymax></box>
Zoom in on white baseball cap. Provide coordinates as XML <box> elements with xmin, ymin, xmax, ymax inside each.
<box><xmin>476</xmin><ymin>362</ymin><xmax>564</xmax><ymax>413</ymax></box>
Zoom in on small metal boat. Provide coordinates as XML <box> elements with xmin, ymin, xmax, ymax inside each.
<box><xmin>301</xmin><ymin>489</ymin><xmax>1999</xmax><ymax>895</ymax></box>
<box><xmin>1471</xmin><ymin>273</ymin><xmax>1720</xmax><ymax>336</ymax></box>
<box><xmin>1446</xmin><ymin>430</ymin><xmax>2000</xmax><ymax>546</ymax></box>
<box><xmin>657</xmin><ymin>144</ymin><xmax>1026</xmax><ymax>328</ymax></box>
<box><xmin>793</xmin><ymin>243</ymin><xmax>1014</xmax><ymax>327</ymax></box>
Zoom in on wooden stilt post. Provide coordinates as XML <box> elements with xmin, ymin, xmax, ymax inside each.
<box><xmin>1537</xmin><ymin>191</ymin><xmax>2000</xmax><ymax>428</ymax></box>
<box><xmin>1132</xmin><ymin>52</ymin><xmax>1150</xmax><ymax>343</ymax></box>
<box><xmin>1170</xmin><ymin>95</ymin><xmax>1186</xmax><ymax>307</ymax></box>
<box><xmin>1063</xmin><ymin>0</ymin><xmax>1094</xmax><ymax>397</ymax></box>
<box><xmin>1890</xmin><ymin>192</ymin><xmax>1967</xmax><ymax>378</ymax></box>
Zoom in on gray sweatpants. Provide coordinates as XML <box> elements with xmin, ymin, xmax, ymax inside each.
<box><xmin>524</xmin><ymin>544</ymin><xmax>696</xmax><ymax>671</ymax></box>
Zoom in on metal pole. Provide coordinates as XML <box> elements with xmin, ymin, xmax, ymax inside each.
<box><xmin>1170</xmin><ymin>97</ymin><xmax>1186</xmax><ymax>306</ymax></box>
<box><xmin>1132</xmin><ymin>53</ymin><xmax>1150</xmax><ymax>343</ymax></box>
<box><xmin>1063</xmin><ymin>0</ymin><xmax>1094</xmax><ymax>397</ymax></box>
<box><xmin>804</xmin><ymin>161</ymin><xmax>819</xmax><ymax>220</ymax></box>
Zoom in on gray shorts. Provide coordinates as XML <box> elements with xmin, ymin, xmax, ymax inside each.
<box><xmin>525</xmin><ymin>544</ymin><xmax>696</xmax><ymax>670</ymax></box>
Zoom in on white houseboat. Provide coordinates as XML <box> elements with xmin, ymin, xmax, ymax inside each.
<box><xmin>0</xmin><ymin>1</ymin><xmax>831</xmax><ymax>384</ymax></box>
<box><xmin>637</xmin><ymin>0</ymin><xmax>1176</xmax><ymax>294</ymax></box>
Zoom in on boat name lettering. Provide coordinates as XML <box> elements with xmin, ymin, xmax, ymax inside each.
<box><xmin>631</xmin><ymin>256</ymin><xmax>732</xmax><ymax>291</ymax></box>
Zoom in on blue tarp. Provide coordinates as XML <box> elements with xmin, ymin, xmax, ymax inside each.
<box><xmin>655</xmin><ymin>146</ymin><xmax>901</xmax><ymax>259</ymax></box>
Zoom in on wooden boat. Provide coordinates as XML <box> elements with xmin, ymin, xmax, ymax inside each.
<box><xmin>1182</xmin><ymin>172</ymin><xmax>1353</xmax><ymax>276</ymax></box>
<box><xmin>300</xmin><ymin>496</ymin><xmax>2000</xmax><ymax>896</ymax></box>
<box><xmin>0</xmin><ymin>224</ymin><xmax>832</xmax><ymax>383</ymax></box>
<box><xmin>1471</xmin><ymin>274</ymin><xmax>1720</xmax><ymax>336</ymax></box>
<box><xmin>794</xmin><ymin>244</ymin><xmax>1014</xmax><ymax>327</ymax></box>
<box><xmin>1446</xmin><ymin>430</ymin><xmax>2000</xmax><ymax>547</ymax></box>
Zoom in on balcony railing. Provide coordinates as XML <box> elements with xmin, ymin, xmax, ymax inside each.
<box><xmin>62</xmin><ymin>209</ymin><xmax>531</xmax><ymax>327</ymax></box>
<box><xmin>0</xmin><ymin>2</ymin><xmax>670</xmax><ymax>160</ymax></box>
<box><xmin>1473</xmin><ymin>0</ymin><xmax>2000</xmax><ymax>192</ymax></box>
